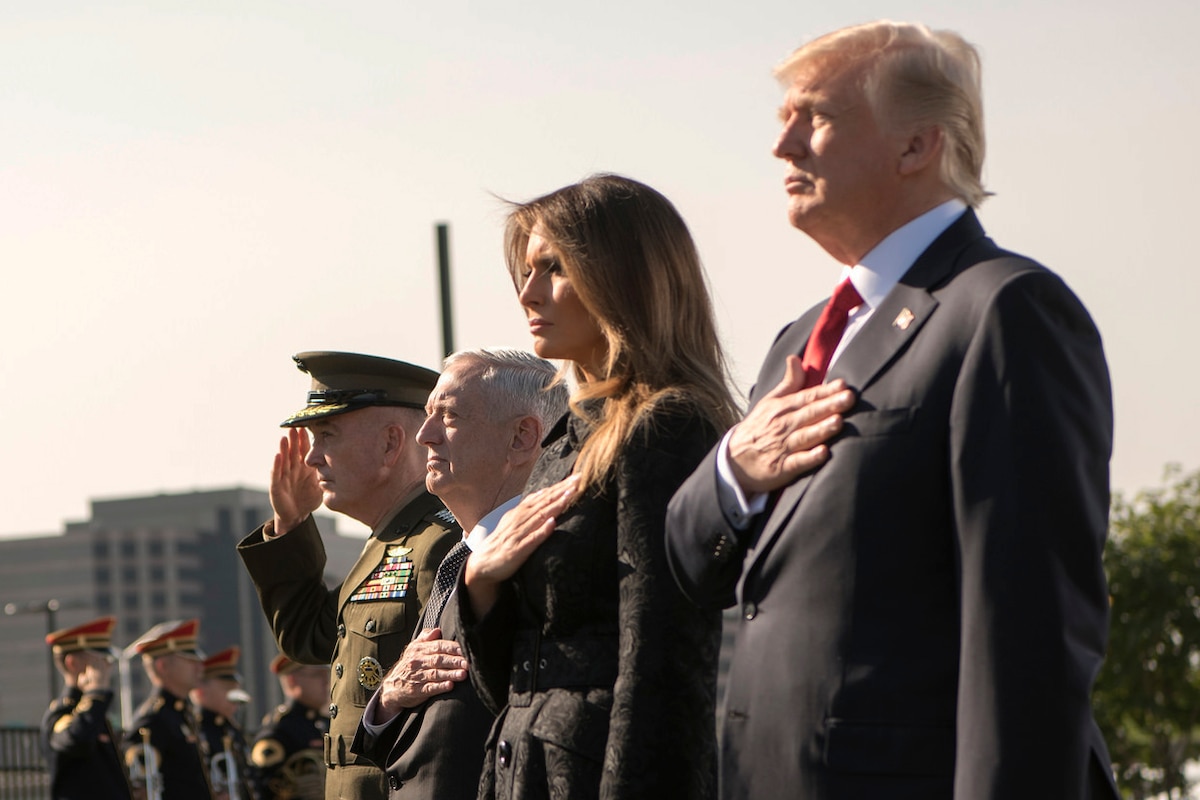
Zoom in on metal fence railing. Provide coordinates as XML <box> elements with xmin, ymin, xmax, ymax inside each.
<box><xmin>0</xmin><ymin>726</ymin><xmax>48</xmax><ymax>800</ymax></box>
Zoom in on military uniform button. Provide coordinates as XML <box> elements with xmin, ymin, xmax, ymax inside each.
<box><xmin>538</xmin><ymin>658</ymin><xmax>547</xmax><ymax>669</ymax></box>
<box><xmin>743</xmin><ymin>601</ymin><xmax>758</xmax><ymax>620</ymax></box>
<box><xmin>337</xmin><ymin>623</ymin><xmax>346</xmax><ymax>638</ymax></box>
<box><xmin>335</xmin><ymin>664</ymin><xmax>343</xmax><ymax>678</ymax></box>
<box><xmin>388</xmin><ymin>775</ymin><xmax>401</xmax><ymax>790</ymax></box>
<box><xmin>365</xmin><ymin>619</ymin><xmax>376</xmax><ymax>632</ymax></box>
<box><xmin>329</xmin><ymin>704</ymin><xmax>338</xmax><ymax>718</ymax></box>
<box><xmin>522</xmin><ymin>660</ymin><xmax>531</xmax><ymax>672</ymax></box>
<box><xmin>498</xmin><ymin>740</ymin><xmax>512</xmax><ymax>767</ymax></box>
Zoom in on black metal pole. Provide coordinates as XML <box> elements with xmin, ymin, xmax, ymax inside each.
<box><xmin>436</xmin><ymin>222</ymin><xmax>455</xmax><ymax>358</ymax></box>
<box><xmin>46</xmin><ymin>599</ymin><xmax>59</xmax><ymax>700</ymax></box>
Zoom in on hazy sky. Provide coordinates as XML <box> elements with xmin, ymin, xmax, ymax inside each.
<box><xmin>3</xmin><ymin>0</ymin><xmax>1197</xmax><ymax>537</ymax></box>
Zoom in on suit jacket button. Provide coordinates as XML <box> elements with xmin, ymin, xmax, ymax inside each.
<box><xmin>498</xmin><ymin>739</ymin><xmax>512</xmax><ymax>767</ymax></box>
<box><xmin>743</xmin><ymin>601</ymin><xmax>758</xmax><ymax>620</ymax></box>
<box><xmin>388</xmin><ymin>775</ymin><xmax>401</xmax><ymax>789</ymax></box>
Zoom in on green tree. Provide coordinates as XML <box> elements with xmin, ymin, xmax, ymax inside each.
<box><xmin>1094</xmin><ymin>466</ymin><xmax>1200</xmax><ymax>799</ymax></box>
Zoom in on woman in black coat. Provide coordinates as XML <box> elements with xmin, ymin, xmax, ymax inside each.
<box><xmin>459</xmin><ymin>174</ymin><xmax>740</xmax><ymax>800</ymax></box>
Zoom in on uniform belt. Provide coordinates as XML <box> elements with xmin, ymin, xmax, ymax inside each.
<box><xmin>509</xmin><ymin>631</ymin><xmax>619</xmax><ymax>695</ymax></box>
<box><xmin>323</xmin><ymin>733</ymin><xmax>353</xmax><ymax>767</ymax></box>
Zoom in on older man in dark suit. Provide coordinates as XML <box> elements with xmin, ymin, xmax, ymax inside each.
<box><xmin>352</xmin><ymin>349</ymin><xmax>566</xmax><ymax>798</ymax></box>
<box><xmin>666</xmin><ymin>21</ymin><xmax>1120</xmax><ymax>800</ymax></box>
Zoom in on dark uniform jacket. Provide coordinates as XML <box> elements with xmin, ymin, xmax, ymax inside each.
<box><xmin>459</xmin><ymin>403</ymin><xmax>724</xmax><ymax>800</ymax></box>
<box><xmin>42</xmin><ymin>686</ymin><xmax>132</xmax><ymax>800</ymax></box>
<box><xmin>351</xmin><ymin>590</ymin><xmax>494</xmax><ymax>798</ymax></box>
<box><xmin>250</xmin><ymin>699</ymin><xmax>328</xmax><ymax>800</ymax></box>
<box><xmin>239</xmin><ymin>489</ymin><xmax>459</xmax><ymax>800</ymax></box>
<box><xmin>665</xmin><ymin>211</ymin><xmax>1121</xmax><ymax>799</ymax></box>
<box><xmin>197</xmin><ymin>709</ymin><xmax>253</xmax><ymax>800</ymax></box>
<box><xmin>123</xmin><ymin>688</ymin><xmax>214</xmax><ymax>800</ymax></box>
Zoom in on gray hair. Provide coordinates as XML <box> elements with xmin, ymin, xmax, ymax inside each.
<box><xmin>443</xmin><ymin>348</ymin><xmax>568</xmax><ymax>431</ymax></box>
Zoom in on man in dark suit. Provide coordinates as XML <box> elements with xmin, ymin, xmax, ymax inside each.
<box><xmin>42</xmin><ymin>615</ymin><xmax>132</xmax><ymax>800</ymax></box>
<box><xmin>351</xmin><ymin>349</ymin><xmax>566</xmax><ymax>798</ymax></box>
<box><xmin>665</xmin><ymin>21</ymin><xmax>1120</xmax><ymax>800</ymax></box>
<box><xmin>238</xmin><ymin>351</ymin><xmax>460</xmax><ymax>800</ymax></box>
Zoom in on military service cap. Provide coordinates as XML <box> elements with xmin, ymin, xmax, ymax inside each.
<box><xmin>203</xmin><ymin>646</ymin><xmax>241</xmax><ymax>680</ymax></box>
<box><xmin>281</xmin><ymin>351</ymin><xmax>440</xmax><ymax>427</ymax></box>
<box><xmin>133</xmin><ymin>618</ymin><xmax>205</xmax><ymax>659</ymax></box>
<box><xmin>46</xmin><ymin>615</ymin><xmax>118</xmax><ymax>656</ymax></box>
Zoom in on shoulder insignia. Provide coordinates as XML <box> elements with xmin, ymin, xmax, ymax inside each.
<box><xmin>251</xmin><ymin>738</ymin><xmax>286</xmax><ymax>768</ymax></box>
<box><xmin>53</xmin><ymin>714</ymin><xmax>74</xmax><ymax>733</ymax></box>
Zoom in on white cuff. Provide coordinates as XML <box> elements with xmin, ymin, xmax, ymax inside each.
<box><xmin>715</xmin><ymin>428</ymin><xmax>768</xmax><ymax>531</ymax></box>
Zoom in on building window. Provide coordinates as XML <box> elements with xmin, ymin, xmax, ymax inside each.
<box><xmin>123</xmin><ymin>592</ymin><xmax>139</xmax><ymax>609</ymax></box>
<box><xmin>93</xmin><ymin>540</ymin><xmax>109</xmax><ymax>558</ymax></box>
<box><xmin>96</xmin><ymin>595</ymin><xmax>111</xmax><ymax>612</ymax></box>
<box><xmin>151</xmin><ymin>591</ymin><xmax>166</xmax><ymax>608</ymax></box>
<box><xmin>150</xmin><ymin>566</ymin><xmax>165</xmax><ymax>583</ymax></box>
<box><xmin>120</xmin><ymin>540</ymin><xmax>137</xmax><ymax>558</ymax></box>
<box><xmin>95</xmin><ymin>567</ymin><xmax>111</xmax><ymax>584</ymax></box>
<box><xmin>122</xmin><ymin>567</ymin><xmax>138</xmax><ymax>583</ymax></box>
<box><xmin>148</xmin><ymin>541</ymin><xmax>164</xmax><ymax>557</ymax></box>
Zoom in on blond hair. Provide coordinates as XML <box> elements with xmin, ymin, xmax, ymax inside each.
<box><xmin>504</xmin><ymin>174</ymin><xmax>740</xmax><ymax>494</ymax></box>
<box><xmin>776</xmin><ymin>21</ymin><xmax>990</xmax><ymax>207</ymax></box>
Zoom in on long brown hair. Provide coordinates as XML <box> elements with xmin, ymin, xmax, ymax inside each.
<box><xmin>504</xmin><ymin>174</ymin><xmax>740</xmax><ymax>494</ymax></box>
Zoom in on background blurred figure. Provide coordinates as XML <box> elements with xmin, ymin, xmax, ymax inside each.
<box><xmin>192</xmin><ymin>647</ymin><xmax>254</xmax><ymax>800</ymax></box>
<box><xmin>239</xmin><ymin>351</ymin><xmax>460</xmax><ymax>800</ymax></box>
<box><xmin>460</xmin><ymin>174</ymin><xmax>740</xmax><ymax>799</ymax></box>
<box><xmin>123</xmin><ymin>619</ymin><xmax>213</xmax><ymax>800</ymax></box>
<box><xmin>251</xmin><ymin>655</ymin><xmax>329</xmax><ymax>800</ymax></box>
<box><xmin>353</xmin><ymin>348</ymin><xmax>566</xmax><ymax>798</ymax></box>
<box><xmin>41</xmin><ymin>615</ymin><xmax>132</xmax><ymax>800</ymax></box>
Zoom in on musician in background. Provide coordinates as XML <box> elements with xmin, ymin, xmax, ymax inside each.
<box><xmin>123</xmin><ymin>619</ymin><xmax>214</xmax><ymax>800</ymax></box>
<box><xmin>192</xmin><ymin>647</ymin><xmax>254</xmax><ymax>800</ymax></box>
<box><xmin>251</xmin><ymin>655</ymin><xmax>329</xmax><ymax>800</ymax></box>
<box><xmin>41</xmin><ymin>615</ymin><xmax>132</xmax><ymax>800</ymax></box>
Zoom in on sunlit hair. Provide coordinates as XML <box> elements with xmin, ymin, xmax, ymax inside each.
<box><xmin>775</xmin><ymin>20</ymin><xmax>989</xmax><ymax>207</ymax></box>
<box><xmin>442</xmin><ymin>348</ymin><xmax>568</xmax><ymax>433</ymax></box>
<box><xmin>503</xmin><ymin>174</ymin><xmax>740</xmax><ymax>495</ymax></box>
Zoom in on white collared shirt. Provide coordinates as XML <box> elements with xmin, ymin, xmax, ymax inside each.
<box><xmin>716</xmin><ymin>199</ymin><xmax>968</xmax><ymax>529</ymax></box>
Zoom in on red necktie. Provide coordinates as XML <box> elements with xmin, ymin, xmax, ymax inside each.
<box><xmin>800</xmin><ymin>277</ymin><xmax>863</xmax><ymax>388</ymax></box>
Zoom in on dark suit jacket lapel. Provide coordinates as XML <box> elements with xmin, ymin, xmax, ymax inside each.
<box><xmin>745</xmin><ymin>210</ymin><xmax>989</xmax><ymax>577</ymax></box>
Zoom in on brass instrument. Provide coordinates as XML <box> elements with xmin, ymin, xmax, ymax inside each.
<box><xmin>271</xmin><ymin>749</ymin><xmax>326</xmax><ymax>800</ymax></box>
<box><xmin>138</xmin><ymin>727</ymin><xmax>164</xmax><ymax>800</ymax></box>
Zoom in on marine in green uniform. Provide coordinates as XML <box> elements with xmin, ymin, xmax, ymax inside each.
<box><xmin>251</xmin><ymin>655</ymin><xmax>330</xmax><ymax>800</ymax></box>
<box><xmin>41</xmin><ymin>615</ymin><xmax>132</xmax><ymax>800</ymax></box>
<box><xmin>238</xmin><ymin>351</ymin><xmax>460</xmax><ymax>800</ymax></box>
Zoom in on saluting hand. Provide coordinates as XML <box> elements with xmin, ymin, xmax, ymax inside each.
<box><xmin>269</xmin><ymin>427</ymin><xmax>323</xmax><ymax>536</ymax></box>
<box><xmin>463</xmin><ymin>475</ymin><xmax>579</xmax><ymax>618</ymax></box>
<box><xmin>727</xmin><ymin>356</ymin><xmax>856</xmax><ymax>495</ymax></box>
<box><xmin>375</xmin><ymin>628</ymin><xmax>469</xmax><ymax>718</ymax></box>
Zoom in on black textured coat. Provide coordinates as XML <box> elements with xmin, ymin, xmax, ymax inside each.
<box><xmin>460</xmin><ymin>402</ymin><xmax>723</xmax><ymax>800</ymax></box>
<box><xmin>42</xmin><ymin>686</ymin><xmax>132</xmax><ymax>800</ymax></box>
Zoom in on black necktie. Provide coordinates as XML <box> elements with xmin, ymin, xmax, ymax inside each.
<box><xmin>418</xmin><ymin>540</ymin><xmax>471</xmax><ymax>633</ymax></box>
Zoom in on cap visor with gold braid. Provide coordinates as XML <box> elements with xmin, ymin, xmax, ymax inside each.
<box><xmin>282</xmin><ymin>351</ymin><xmax>440</xmax><ymax>427</ymax></box>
